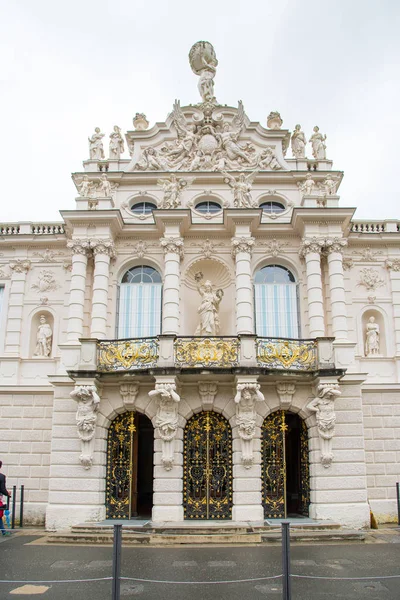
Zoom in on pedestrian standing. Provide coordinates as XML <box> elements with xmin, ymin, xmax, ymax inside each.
<box><xmin>0</xmin><ymin>461</ymin><xmax>11</xmax><ymax>535</ymax></box>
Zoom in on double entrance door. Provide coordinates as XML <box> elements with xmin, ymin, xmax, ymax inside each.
<box><xmin>106</xmin><ymin>411</ymin><xmax>154</xmax><ymax>519</ymax></box>
<box><xmin>262</xmin><ymin>410</ymin><xmax>310</xmax><ymax>518</ymax></box>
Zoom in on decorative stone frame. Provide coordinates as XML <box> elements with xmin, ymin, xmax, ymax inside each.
<box><xmin>188</xmin><ymin>192</ymin><xmax>227</xmax><ymax>221</ymax></box>
<box><xmin>120</xmin><ymin>193</ymin><xmax>159</xmax><ymax>222</ymax></box>
<box><xmin>255</xmin><ymin>192</ymin><xmax>294</xmax><ymax>221</ymax></box>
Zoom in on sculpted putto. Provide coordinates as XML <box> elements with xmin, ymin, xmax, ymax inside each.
<box><xmin>307</xmin><ymin>383</ymin><xmax>341</xmax><ymax>467</ymax></box>
<box><xmin>309</xmin><ymin>126</ymin><xmax>327</xmax><ymax>160</ymax></box>
<box><xmin>194</xmin><ymin>272</ymin><xmax>224</xmax><ymax>335</ymax></box>
<box><xmin>88</xmin><ymin>127</ymin><xmax>105</xmax><ymax>160</ymax></box>
<box><xmin>365</xmin><ymin>316</ymin><xmax>380</xmax><ymax>356</ymax></box>
<box><xmin>34</xmin><ymin>315</ymin><xmax>53</xmax><ymax>357</ymax></box>
<box><xmin>78</xmin><ymin>175</ymin><xmax>95</xmax><ymax>197</ymax></box>
<box><xmin>298</xmin><ymin>173</ymin><xmax>317</xmax><ymax>197</ymax></box>
<box><xmin>109</xmin><ymin>125</ymin><xmax>124</xmax><ymax>159</ymax></box>
<box><xmin>291</xmin><ymin>124</ymin><xmax>306</xmax><ymax>158</ymax></box>
<box><xmin>222</xmin><ymin>170</ymin><xmax>258</xmax><ymax>208</ymax></box>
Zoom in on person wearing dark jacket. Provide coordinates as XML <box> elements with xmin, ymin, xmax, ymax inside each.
<box><xmin>0</xmin><ymin>461</ymin><xmax>11</xmax><ymax>535</ymax></box>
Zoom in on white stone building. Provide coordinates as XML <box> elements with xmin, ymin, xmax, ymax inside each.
<box><xmin>0</xmin><ymin>41</ymin><xmax>399</xmax><ymax>531</ymax></box>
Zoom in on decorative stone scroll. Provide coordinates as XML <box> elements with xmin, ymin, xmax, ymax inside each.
<box><xmin>386</xmin><ymin>258</ymin><xmax>400</xmax><ymax>272</ymax></box>
<box><xmin>307</xmin><ymin>383</ymin><xmax>341</xmax><ymax>467</ymax></box>
<box><xmin>70</xmin><ymin>385</ymin><xmax>101</xmax><ymax>469</ymax></box>
<box><xmin>231</xmin><ymin>236</ymin><xmax>255</xmax><ymax>257</ymax></box>
<box><xmin>357</xmin><ymin>267</ymin><xmax>385</xmax><ymax>292</ymax></box>
<box><xmin>160</xmin><ymin>236</ymin><xmax>184</xmax><ymax>259</ymax></box>
<box><xmin>149</xmin><ymin>382</ymin><xmax>181</xmax><ymax>470</ymax></box>
<box><xmin>276</xmin><ymin>382</ymin><xmax>296</xmax><ymax>410</ymax></box>
<box><xmin>120</xmin><ymin>383</ymin><xmax>139</xmax><ymax>409</ymax></box>
<box><xmin>198</xmin><ymin>382</ymin><xmax>218</xmax><ymax>409</ymax></box>
<box><xmin>234</xmin><ymin>382</ymin><xmax>265</xmax><ymax>468</ymax></box>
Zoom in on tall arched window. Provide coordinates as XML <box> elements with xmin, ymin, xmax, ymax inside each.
<box><xmin>254</xmin><ymin>265</ymin><xmax>300</xmax><ymax>338</ymax></box>
<box><xmin>117</xmin><ymin>266</ymin><xmax>162</xmax><ymax>338</ymax></box>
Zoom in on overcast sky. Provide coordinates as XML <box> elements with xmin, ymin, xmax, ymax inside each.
<box><xmin>1</xmin><ymin>0</ymin><xmax>399</xmax><ymax>223</ymax></box>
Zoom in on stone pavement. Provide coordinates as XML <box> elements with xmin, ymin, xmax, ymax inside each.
<box><xmin>0</xmin><ymin>527</ymin><xmax>399</xmax><ymax>599</ymax></box>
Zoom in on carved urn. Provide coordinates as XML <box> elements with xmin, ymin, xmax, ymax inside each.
<box><xmin>267</xmin><ymin>111</ymin><xmax>283</xmax><ymax>130</ymax></box>
<box><xmin>133</xmin><ymin>113</ymin><xmax>149</xmax><ymax>131</ymax></box>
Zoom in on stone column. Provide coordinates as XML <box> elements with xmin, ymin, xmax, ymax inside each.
<box><xmin>5</xmin><ymin>259</ymin><xmax>31</xmax><ymax>353</ymax></box>
<box><xmin>325</xmin><ymin>238</ymin><xmax>348</xmax><ymax>341</ymax></box>
<box><xmin>300</xmin><ymin>238</ymin><xmax>325</xmax><ymax>338</ymax></box>
<box><xmin>66</xmin><ymin>240</ymin><xmax>91</xmax><ymax>342</ymax></box>
<box><xmin>231</xmin><ymin>236</ymin><xmax>255</xmax><ymax>335</ymax></box>
<box><xmin>160</xmin><ymin>237</ymin><xmax>183</xmax><ymax>336</ymax></box>
<box><xmin>90</xmin><ymin>239</ymin><xmax>115</xmax><ymax>339</ymax></box>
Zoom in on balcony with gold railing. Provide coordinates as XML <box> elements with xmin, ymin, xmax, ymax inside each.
<box><xmin>85</xmin><ymin>335</ymin><xmax>335</xmax><ymax>375</ymax></box>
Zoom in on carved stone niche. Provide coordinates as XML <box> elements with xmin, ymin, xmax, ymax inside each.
<box><xmin>30</xmin><ymin>311</ymin><xmax>54</xmax><ymax>359</ymax></box>
<box><xmin>276</xmin><ymin>382</ymin><xmax>296</xmax><ymax>410</ymax></box>
<box><xmin>120</xmin><ymin>383</ymin><xmax>139</xmax><ymax>410</ymax></box>
<box><xmin>362</xmin><ymin>309</ymin><xmax>385</xmax><ymax>357</ymax></box>
<box><xmin>198</xmin><ymin>382</ymin><xmax>218</xmax><ymax>410</ymax></box>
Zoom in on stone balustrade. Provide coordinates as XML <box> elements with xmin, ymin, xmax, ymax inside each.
<box><xmin>0</xmin><ymin>222</ymin><xmax>65</xmax><ymax>235</ymax></box>
<box><xmin>350</xmin><ymin>220</ymin><xmax>400</xmax><ymax>233</ymax></box>
<box><xmin>89</xmin><ymin>335</ymin><xmax>333</xmax><ymax>373</ymax></box>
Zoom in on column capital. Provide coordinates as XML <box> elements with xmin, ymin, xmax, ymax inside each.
<box><xmin>9</xmin><ymin>259</ymin><xmax>31</xmax><ymax>274</ymax></box>
<box><xmin>299</xmin><ymin>237</ymin><xmax>324</xmax><ymax>257</ymax></box>
<box><xmin>67</xmin><ymin>239</ymin><xmax>91</xmax><ymax>256</ymax></box>
<box><xmin>160</xmin><ymin>236</ymin><xmax>184</xmax><ymax>259</ymax></box>
<box><xmin>231</xmin><ymin>236</ymin><xmax>255</xmax><ymax>257</ymax></box>
<box><xmin>325</xmin><ymin>237</ymin><xmax>348</xmax><ymax>254</ymax></box>
<box><xmin>90</xmin><ymin>238</ymin><xmax>116</xmax><ymax>258</ymax></box>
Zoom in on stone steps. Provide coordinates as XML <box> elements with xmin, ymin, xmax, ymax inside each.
<box><xmin>47</xmin><ymin>521</ymin><xmax>366</xmax><ymax>545</ymax></box>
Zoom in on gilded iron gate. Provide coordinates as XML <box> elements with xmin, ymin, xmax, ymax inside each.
<box><xmin>106</xmin><ymin>412</ymin><xmax>137</xmax><ymax>519</ymax></box>
<box><xmin>183</xmin><ymin>411</ymin><xmax>232</xmax><ymax>520</ymax></box>
<box><xmin>262</xmin><ymin>410</ymin><xmax>287</xmax><ymax>518</ymax></box>
<box><xmin>262</xmin><ymin>410</ymin><xmax>310</xmax><ymax>518</ymax></box>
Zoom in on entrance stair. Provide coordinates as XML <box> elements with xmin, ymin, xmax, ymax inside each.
<box><xmin>47</xmin><ymin>520</ymin><xmax>366</xmax><ymax>545</ymax></box>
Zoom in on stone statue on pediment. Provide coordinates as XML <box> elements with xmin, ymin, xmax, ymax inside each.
<box><xmin>88</xmin><ymin>127</ymin><xmax>105</xmax><ymax>160</ymax></box>
<box><xmin>222</xmin><ymin>170</ymin><xmax>258</xmax><ymax>208</ymax></box>
<box><xmin>291</xmin><ymin>124</ymin><xmax>306</xmax><ymax>158</ymax></box>
<box><xmin>189</xmin><ymin>41</ymin><xmax>218</xmax><ymax>103</ymax></box>
<box><xmin>109</xmin><ymin>125</ymin><xmax>124</xmax><ymax>159</ymax></box>
<box><xmin>310</xmin><ymin>126</ymin><xmax>327</xmax><ymax>160</ymax></box>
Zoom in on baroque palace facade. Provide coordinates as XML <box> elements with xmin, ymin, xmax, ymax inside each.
<box><xmin>1</xmin><ymin>42</ymin><xmax>399</xmax><ymax>531</ymax></box>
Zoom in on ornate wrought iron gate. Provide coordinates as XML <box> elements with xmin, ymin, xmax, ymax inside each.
<box><xmin>262</xmin><ymin>410</ymin><xmax>310</xmax><ymax>518</ymax></box>
<box><xmin>183</xmin><ymin>411</ymin><xmax>232</xmax><ymax>520</ymax></box>
<box><xmin>106</xmin><ymin>412</ymin><xmax>137</xmax><ymax>519</ymax></box>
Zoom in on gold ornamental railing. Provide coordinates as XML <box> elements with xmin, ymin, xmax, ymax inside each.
<box><xmin>256</xmin><ymin>337</ymin><xmax>317</xmax><ymax>371</ymax></box>
<box><xmin>174</xmin><ymin>337</ymin><xmax>239</xmax><ymax>368</ymax></box>
<box><xmin>97</xmin><ymin>337</ymin><xmax>159</xmax><ymax>372</ymax></box>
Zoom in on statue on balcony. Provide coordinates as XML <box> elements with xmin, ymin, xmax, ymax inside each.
<box><xmin>34</xmin><ymin>315</ymin><xmax>53</xmax><ymax>357</ymax></box>
<box><xmin>194</xmin><ymin>272</ymin><xmax>224</xmax><ymax>335</ymax></box>
<box><xmin>365</xmin><ymin>316</ymin><xmax>380</xmax><ymax>356</ymax></box>
<box><xmin>109</xmin><ymin>125</ymin><xmax>125</xmax><ymax>159</ymax></box>
<box><xmin>309</xmin><ymin>126</ymin><xmax>327</xmax><ymax>160</ymax></box>
<box><xmin>88</xmin><ymin>127</ymin><xmax>105</xmax><ymax>160</ymax></box>
<box><xmin>291</xmin><ymin>124</ymin><xmax>306</xmax><ymax>158</ymax></box>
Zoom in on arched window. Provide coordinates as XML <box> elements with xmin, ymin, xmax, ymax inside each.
<box><xmin>195</xmin><ymin>200</ymin><xmax>222</xmax><ymax>214</ymax></box>
<box><xmin>254</xmin><ymin>265</ymin><xmax>300</xmax><ymax>338</ymax></box>
<box><xmin>117</xmin><ymin>266</ymin><xmax>162</xmax><ymax>338</ymax></box>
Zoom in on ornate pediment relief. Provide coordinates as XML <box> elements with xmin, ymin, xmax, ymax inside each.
<box><xmin>127</xmin><ymin>100</ymin><xmax>288</xmax><ymax>173</ymax></box>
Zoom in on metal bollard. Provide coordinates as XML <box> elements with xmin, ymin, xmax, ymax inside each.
<box><xmin>11</xmin><ymin>485</ymin><xmax>16</xmax><ymax>531</ymax></box>
<box><xmin>112</xmin><ymin>524</ymin><xmax>122</xmax><ymax>600</ymax></box>
<box><xmin>281</xmin><ymin>522</ymin><xmax>292</xmax><ymax>600</ymax></box>
<box><xmin>397</xmin><ymin>482</ymin><xmax>400</xmax><ymax>526</ymax></box>
<box><xmin>19</xmin><ymin>485</ymin><xmax>24</xmax><ymax>528</ymax></box>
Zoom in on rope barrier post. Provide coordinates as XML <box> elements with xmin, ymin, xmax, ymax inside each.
<box><xmin>11</xmin><ymin>486</ymin><xmax>16</xmax><ymax>531</ymax></box>
<box><xmin>281</xmin><ymin>522</ymin><xmax>292</xmax><ymax>600</ymax></box>
<box><xmin>19</xmin><ymin>485</ymin><xmax>24</xmax><ymax>528</ymax></box>
<box><xmin>112</xmin><ymin>524</ymin><xmax>122</xmax><ymax>600</ymax></box>
<box><xmin>397</xmin><ymin>482</ymin><xmax>400</xmax><ymax>526</ymax></box>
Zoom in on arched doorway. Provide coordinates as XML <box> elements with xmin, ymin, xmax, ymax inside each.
<box><xmin>262</xmin><ymin>410</ymin><xmax>310</xmax><ymax>519</ymax></box>
<box><xmin>183</xmin><ymin>411</ymin><xmax>233</xmax><ymax>520</ymax></box>
<box><xmin>106</xmin><ymin>412</ymin><xmax>154</xmax><ymax>519</ymax></box>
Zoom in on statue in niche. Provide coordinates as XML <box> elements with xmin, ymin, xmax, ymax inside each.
<box><xmin>88</xmin><ymin>127</ymin><xmax>105</xmax><ymax>160</ymax></box>
<box><xmin>307</xmin><ymin>383</ymin><xmax>341</xmax><ymax>467</ymax></box>
<box><xmin>189</xmin><ymin>41</ymin><xmax>218</xmax><ymax>102</ymax></box>
<box><xmin>222</xmin><ymin>170</ymin><xmax>258</xmax><ymax>208</ymax></box>
<box><xmin>365</xmin><ymin>316</ymin><xmax>380</xmax><ymax>356</ymax></box>
<box><xmin>194</xmin><ymin>272</ymin><xmax>224</xmax><ymax>335</ymax></box>
<box><xmin>291</xmin><ymin>124</ymin><xmax>306</xmax><ymax>158</ymax></box>
<box><xmin>157</xmin><ymin>175</ymin><xmax>193</xmax><ymax>209</ymax></box>
<box><xmin>309</xmin><ymin>126</ymin><xmax>327</xmax><ymax>160</ymax></box>
<box><xmin>109</xmin><ymin>125</ymin><xmax>125</xmax><ymax>159</ymax></box>
<box><xmin>34</xmin><ymin>315</ymin><xmax>53</xmax><ymax>357</ymax></box>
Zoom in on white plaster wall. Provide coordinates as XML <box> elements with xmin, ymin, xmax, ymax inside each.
<box><xmin>0</xmin><ymin>392</ymin><xmax>53</xmax><ymax>524</ymax></box>
<box><xmin>362</xmin><ymin>388</ymin><xmax>400</xmax><ymax>523</ymax></box>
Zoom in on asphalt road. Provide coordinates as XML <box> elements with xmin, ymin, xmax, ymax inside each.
<box><xmin>1</xmin><ymin>533</ymin><xmax>400</xmax><ymax>599</ymax></box>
